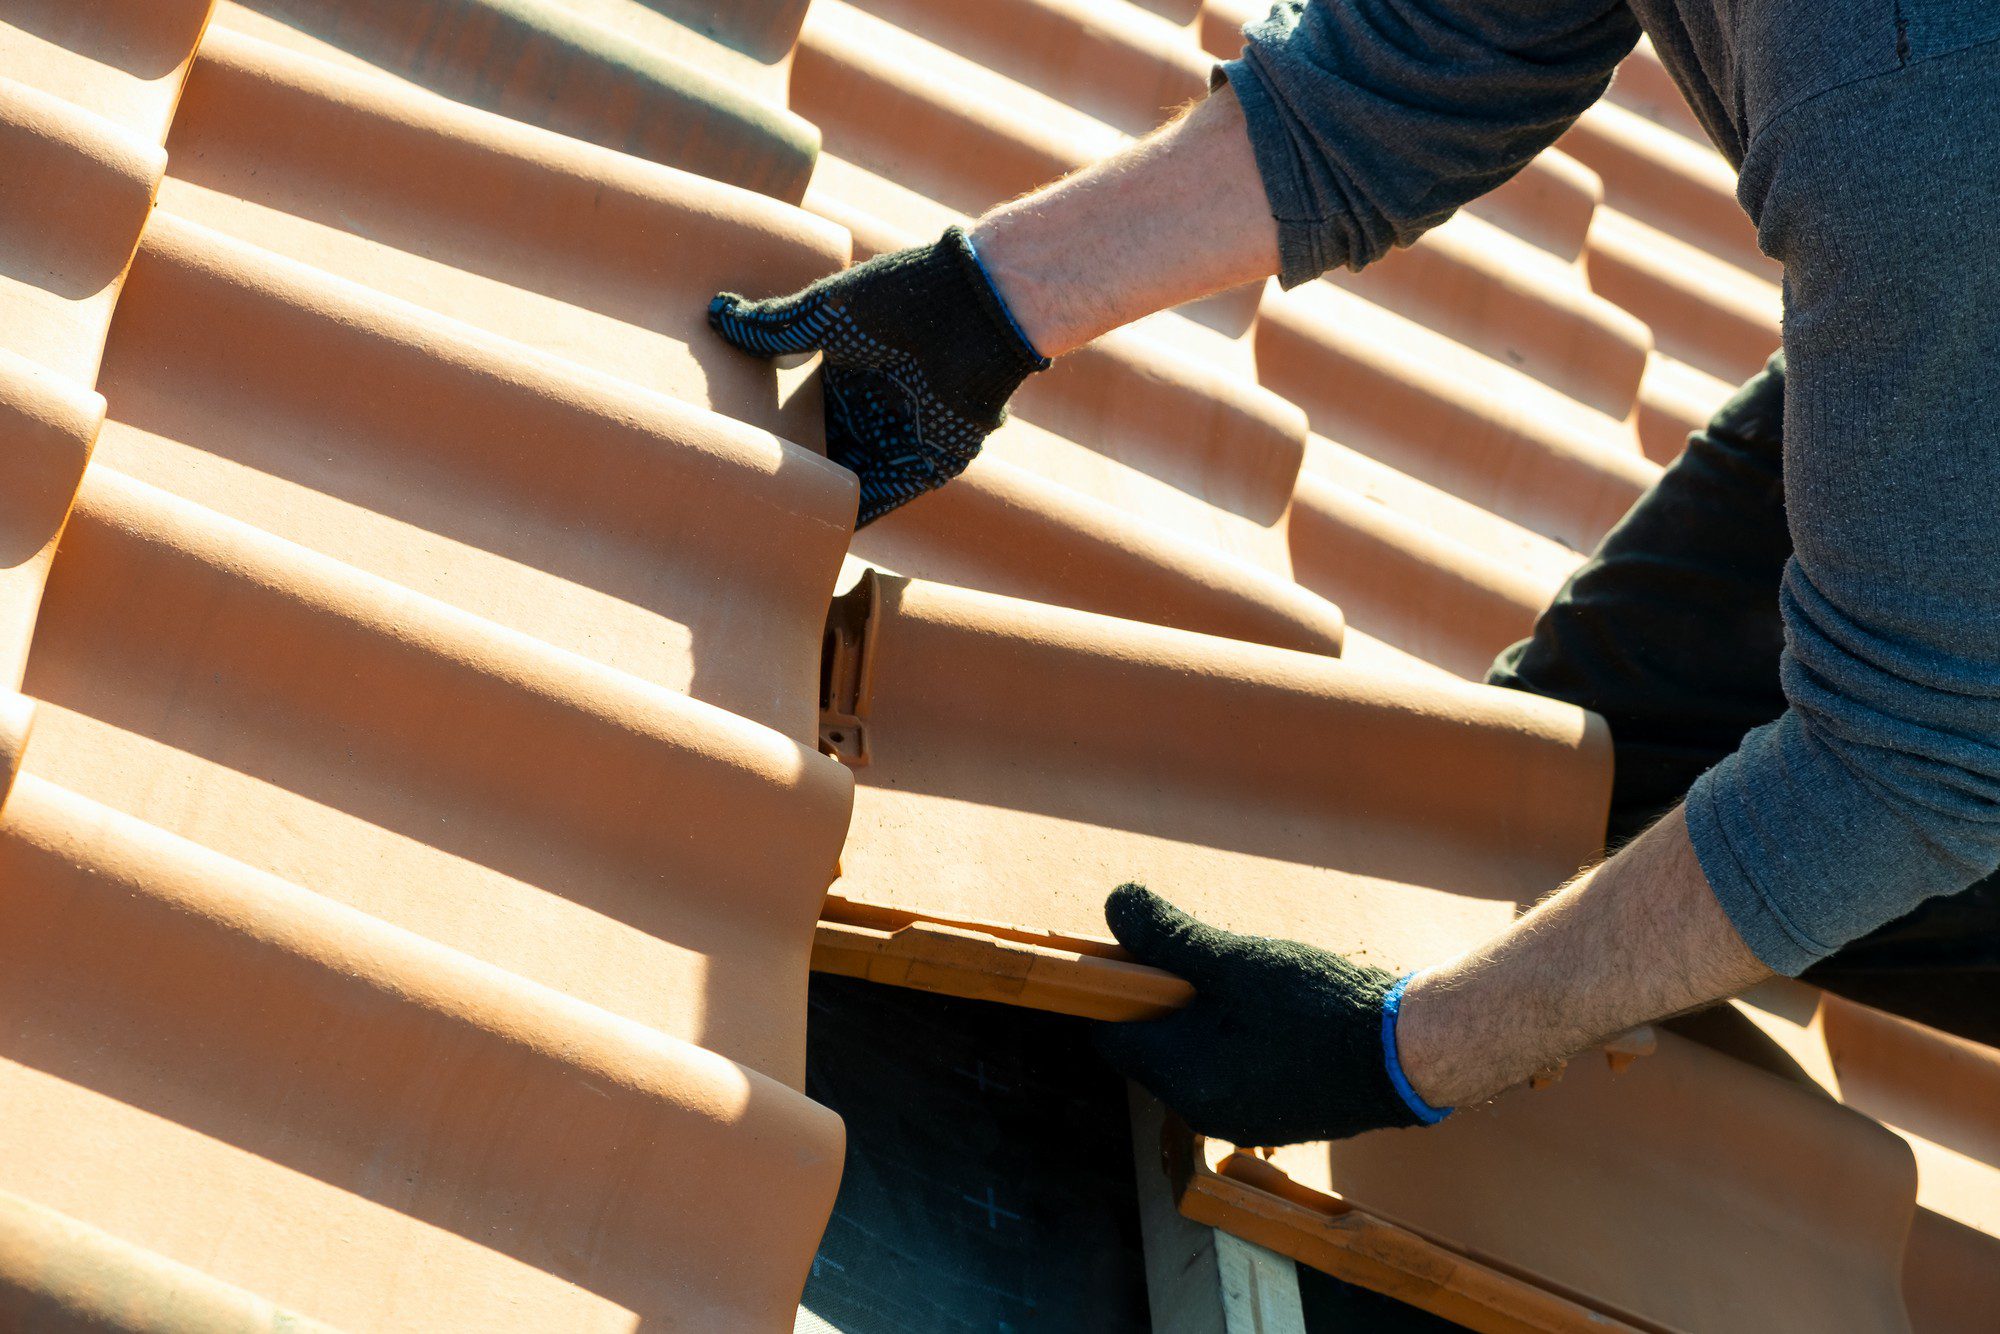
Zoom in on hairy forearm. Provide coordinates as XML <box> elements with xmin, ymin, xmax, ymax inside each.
<box><xmin>968</xmin><ymin>86</ymin><xmax>1278</xmax><ymax>358</ymax></box>
<box><xmin>1395</xmin><ymin>805</ymin><xmax>1771</xmax><ymax>1108</ymax></box>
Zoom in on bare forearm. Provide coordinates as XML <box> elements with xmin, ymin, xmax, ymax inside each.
<box><xmin>1395</xmin><ymin>806</ymin><xmax>1771</xmax><ymax>1108</ymax></box>
<box><xmin>968</xmin><ymin>86</ymin><xmax>1278</xmax><ymax>358</ymax></box>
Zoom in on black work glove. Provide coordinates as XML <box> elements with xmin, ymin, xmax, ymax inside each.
<box><xmin>709</xmin><ymin>226</ymin><xmax>1049</xmax><ymax>526</ymax></box>
<box><xmin>1095</xmin><ymin>884</ymin><xmax>1449</xmax><ymax>1147</ymax></box>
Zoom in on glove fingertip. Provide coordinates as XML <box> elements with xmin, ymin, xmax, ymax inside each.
<box><xmin>1102</xmin><ymin>882</ymin><xmax>1162</xmax><ymax>949</ymax></box>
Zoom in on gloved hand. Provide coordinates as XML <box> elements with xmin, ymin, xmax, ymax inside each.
<box><xmin>1095</xmin><ymin>884</ymin><xmax>1450</xmax><ymax>1147</ymax></box>
<box><xmin>709</xmin><ymin>226</ymin><xmax>1049</xmax><ymax>526</ymax></box>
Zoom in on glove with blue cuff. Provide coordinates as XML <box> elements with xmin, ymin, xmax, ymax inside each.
<box><xmin>1095</xmin><ymin>884</ymin><xmax>1451</xmax><ymax>1147</ymax></box>
<box><xmin>709</xmin><ymin>226</ymin><xmax>1049</xmax><ymax>526</ymax></box>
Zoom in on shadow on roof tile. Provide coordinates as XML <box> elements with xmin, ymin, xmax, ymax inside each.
<box><xmin>214</xmin><ymin>0</ymin><xmax>821</xmax><ymax>201</ymax></box>
<box><xmin>0</xmin><ymin>708</ymin><xmax>841</xmax><ymax>1327</ymax></box>
<box><xmin>1182</xmin><ymin>1028</ymin><xmax>1916</xmax><ymax>1332</ymax></box>
<box><xmin>97</xmin><ymin>210</ymin><xmax>853</xmax><ymax>741</ymax></box>
<box><xmin>23</xmin><ymin>465</ymin><xmax>851</xmax><ymax>1084</ymax></box>
<box><xmin>0</xmin><ymin>1188</ymin><xmax>340</xmax><ymax>1332</ymax></box>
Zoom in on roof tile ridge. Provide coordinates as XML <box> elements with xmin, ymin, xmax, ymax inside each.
<box><xmin>0</xmin><ymin>73</ymin><xmax>162</xmax><ymax>319</ymax></box>
<box><xmin>211</xmin><ymin>0</ymin><xmax>820</xmax><ymax>202</ymax></box>
<box><xmin>862</xmin><ymin>573</ymin><xmax>1610</xmax><ymax>854</ymax></box>
<box><xmin>188</xmin><ymin>20</ymin><xmax>848</xmax><ymax>264</ymax></box>
<box><xmin>857</xmin><ymin>452</ymin><xmax>1348</xmax><ymax>657</ymax></box>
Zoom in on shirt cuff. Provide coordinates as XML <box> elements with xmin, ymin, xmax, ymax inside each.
<box><xmin>1214</xmin><ymin>54</ymin><xmax>1346</xmax><ymax>289</ymax></box>
<box><xmin>1684</xmin><ymin>754</ymin><xmax>1835</xmax><ymax>977</ymax></box>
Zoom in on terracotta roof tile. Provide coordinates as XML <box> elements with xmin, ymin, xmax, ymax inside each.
<box><xmin>104</xmin><ymin>208</ymin><xmax>848</xmax><ymax>740</ymax></box>
<box><xmin>1588</xmin><ymin>204</ymin><xmax>1783</xmax><ymax>386</ymax></box>
<box><xmin>25</xmin><ymin>463</ymin><xmax>849</xmax><ymax>1081</ymax></box>
<box><xmin>166</xmin><ymin>23</ymin><xmax>849</xmax><ymax>439</ymax></box>
<box><xmin>1637</xmin><ymin>350</ymin><xmax>1738</xmax><ymax>465</ymax></box>
<box><xmin>1727</xmin><ymin>985</ymin><xmax>2000</xmax><ymax>1317</ymax></box>
<box><xmin>1563</xmin><ymin>98</ymin><xmax>1782</xmax><ymax>285</ymax></box>
<box><xmin>213</xmin><ymin>0</ymin><xmax>821</xmax><ymax>201</ymax></box>
<box><xmin>0</xmin><ymin>1188</ymin><xmax>338</xmax><ymax>1332</ymax></box>
<box><xmin>815</xmin><ymin>571</ymin><xmax>1610</xmax><ymax>1016</ymax></box>
<box><xmin>1259</xmin><ymin>279</ymin><xmax>1659</xmax><ymax>554</ymax></box>
<box><xmin>0</xmin><ymin>0</ymin><xmax>212</xmax><ymax>145</ymax></box>
<box><xmin>1184</xmin><ymin>1029</ymin><xmax>1918</xmax><ymax>1332</ymax></box>
<box><xmin>1607</xmin><ymin>36</ymin><xmax>1709</xmax><ymax>144</ymax></box>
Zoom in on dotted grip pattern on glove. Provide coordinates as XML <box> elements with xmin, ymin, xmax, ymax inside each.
<box><xmin>709</xmin><ymin>227</ymin><xmax>1049</xmax><ymax>526</ymax></box>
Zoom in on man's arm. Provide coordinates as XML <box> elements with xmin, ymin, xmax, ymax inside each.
<box><xmin>968</xmin><ymin>88</ymin><xmax>1278</xmax><ymax>359</ymax></box>
<box><xmin>1396</xmin><ymin>805</ymin><xmax>1767</xmax><ymax>1107</ymax></box>
<box><xmin>706</xmin><ymin>88</ymin><xmax>1277</xmax><ymax>525</ymax></box>
<box><xmin>1096</xmin><ymin>806</ymin><xmax>1769</xmax><ymax>1146</ymax></box>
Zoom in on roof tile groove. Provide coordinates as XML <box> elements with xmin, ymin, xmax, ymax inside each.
<box><xmin>0</xmin><ymin>764</ymin><xmax>842</xmax><ymax>1329</ymax></box>
<box><xmin>98</xmin><ymin>209</ymin><xmax>852</xmax><ymax>742</ymax></box>
<box><xmin>1012</xmin><ymin>332</ymin><xmax>1310</xmax><ymax>535</ymax></box>
<box><xmin>856</xmin><ymin>0</ymin><xmax>1214</xmax><ymax>138</ymax></box>
<box><xmin>1198</xmin><ymin>1029</ymin><xmax>1917</xmax><ymax>1333</ymax></box>
<box><xmin>1288</xmin><ymin>468</ymin><xmax>1566</xmax><ymax>680</ymax></box>
<box><xmin>854</xmin><ymin>462</ymin><xmax>1351</xmax><ymax>656</ymax></box>
<box><xmin>1260</xmin><ymin>281</ymin><xmax>1659</xmax><ymax>554</ymax></box>
<box><xmin>24</xmin><ymin>466</ymin><xmax>852</xmax><ymax>1088</ymax></box>
<box><xmin>1562</xmin><ymin>99</ymin><xmax>1782</xmax><ymax>285</ymax></box>
<box><xmin>213</xmin><ymin>0</ymin><xmax>822</xmax><ymax>202</ymax></box>
<box><xmin>1587</xmin><ymin>205</ymin><xmax>1782</xmax><ymax>386</ymax></box>
<box><xmin>170</xmin><ymin>23</ymin><xmax>850</xmax><ymax>442</ymax></box>
<box><xmin>1301</xmin><ymin>432</ymin><xmax>1584</xmax><ymax>588</ymax></box>
<box><xmin>1325</xmin><ymin>210</ymin><xmax>1653</xmax><ymax>421</ymax></box>
<box><xmin>534</xmin><ymin>0</ymin><xmax>811</xmax><ymax>80</ymax></box>
<box><xmin>819</xmin><ymin>572</ymin><xmax>1609</xmax><ymax>1013</ymax></box>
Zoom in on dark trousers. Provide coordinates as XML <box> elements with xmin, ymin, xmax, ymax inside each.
<box><xmin>1489</xmin><ymin>354</ymin><xmax>2000</xmax><ymax>1047</ymax></box>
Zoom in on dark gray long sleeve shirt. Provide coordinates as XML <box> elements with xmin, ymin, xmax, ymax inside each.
<box><xmin>1219</xmin><ymin>1</ymin><xmax>2000</xmax><ymax>974</ymax></box>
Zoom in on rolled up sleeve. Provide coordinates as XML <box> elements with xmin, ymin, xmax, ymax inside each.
<box><xmin>1688</xmin><ymin>42</ymin><xmax>2000</xmax><ymax>974</ymax></box>
<box><xmin>1215</xmin><ymin>0</ymin><xmax>1639</xmax><ymax>287</ymax></box>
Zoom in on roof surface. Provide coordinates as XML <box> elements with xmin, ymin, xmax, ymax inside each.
<box><xmin>0</xmin><ymin>1</ymin><xmax>1991</xmax><ymax>1331</ymax></box>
